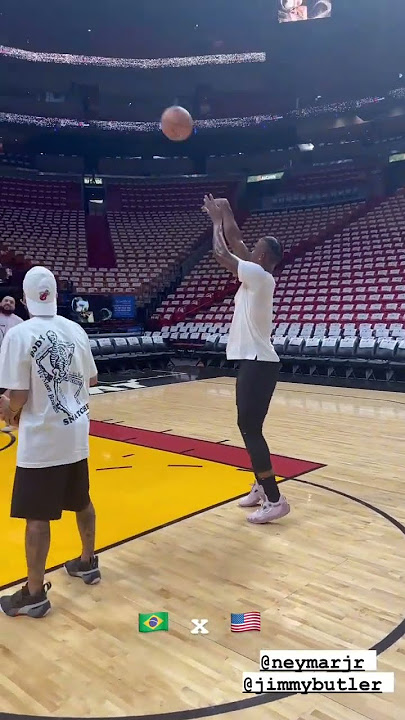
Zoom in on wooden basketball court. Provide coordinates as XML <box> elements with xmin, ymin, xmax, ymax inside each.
<box><xmin>0</xmin><ymin>376</ymin><xmax>404</xmax><ymax>720</ymax></box>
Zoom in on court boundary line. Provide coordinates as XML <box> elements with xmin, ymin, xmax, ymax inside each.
<box><xmin>0</xmin><ymin>475</ymin><xmax>294</xmax><ymax>593</ymax></box>
<box><xmin>0</xmin><ymin>432</ymin><xmax>16</xmax><ymax>452</ymax></box>
<box><xmin>0</xmin><ymin>478</ymin><xmax>403</xmax><ymax>720</ymax></box>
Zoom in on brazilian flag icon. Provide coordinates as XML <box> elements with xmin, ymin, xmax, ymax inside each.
<box><xmin>139</xmin><ymin>612</ymin><xmax>169</xmax><ymax>632</ymax></box>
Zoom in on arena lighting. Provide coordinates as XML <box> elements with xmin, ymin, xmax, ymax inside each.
<box><xmin>0</xmin><ymin>45</ymin><xmax>266</xmax><ymax>69</ymax></box>
<box><xmin>0</xmin><ymin>87</ymin><xmax>403</xmax><ymax>134</ymax></box>
<box><xmin>0</xmin><ymin>111</ymin><xmax>282</xmax><ymax>132</ymax></box>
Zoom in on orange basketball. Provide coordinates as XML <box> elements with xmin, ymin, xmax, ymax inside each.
<box><xmin>161</xmin><ymin>106</ymin><xmax>193</xmax><ymax>142</ymax></box>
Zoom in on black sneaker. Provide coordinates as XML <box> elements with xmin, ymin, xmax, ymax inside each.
<box><xmin>0</xmin><ymin>582</ymin><xmax>51</xmax><ymax>618</ymax></box>
<box><xmin>64</xmin><ymin>556</ymin><xmax>101</xmax><ymax>585</ymax></box>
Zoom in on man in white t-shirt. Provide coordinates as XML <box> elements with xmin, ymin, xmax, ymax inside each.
<box><xmin>0</xmin><ymin>266</ymin><xmax>100</xmax><ymax>618</ymax></box>
<box><xmin>203</xmin><ymin>195</ymin><xmax>290</xmax><ymax>524</ymax></box>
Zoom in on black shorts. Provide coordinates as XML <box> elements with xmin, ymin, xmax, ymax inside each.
<box><xmin>11</xmin><ymin>459</ymin><xmax>90</xmax><ymax>521</ymax></box>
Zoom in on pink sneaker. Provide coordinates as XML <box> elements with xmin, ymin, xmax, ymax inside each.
<box><xmin>247</xmin><ymin>495</ymin><xmax>290</xmax><ymax>524</ymax></box>
<box><xmin>238</xmin><ymin>482</ymin><xmax>265</xmax><ymax>508</ymax></box>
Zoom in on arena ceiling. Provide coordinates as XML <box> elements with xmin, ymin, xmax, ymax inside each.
<box><xmin>0</xmin><ymin>0</ymin><xmax>269</xmax><ymax>59</ymax></box>
<box><xmin>0</xmin><ymin>0</ymin><xmax>403</xmax><ymax>142</ymax></box>
<box><xmin>0</xmin><ymin>0</ymin><xmax>403</xmax><ymax>89</ymax></box>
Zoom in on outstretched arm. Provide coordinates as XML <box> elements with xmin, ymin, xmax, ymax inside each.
<box><xmin>203</xmin><ymin>195</ymin><xmax>239</xmax><ymax>276</ymax></box>
<box><xmin>212</xmin><ymin>222</ymin><xmax>239</xmax><ymax>275</ymax></box>
<box><xmin>215</xmin><ymin>199</ymin><xmax>250</xmax><ymax>261</ymax></box>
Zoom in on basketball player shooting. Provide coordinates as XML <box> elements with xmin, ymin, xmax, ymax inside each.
<box><xmin>202</xmin><ymin>195</ymin><xmax>290</xmax><ymax>523</ymax></box>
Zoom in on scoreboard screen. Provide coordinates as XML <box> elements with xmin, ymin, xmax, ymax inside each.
<box><xmin>278</xmin><ymin>0</ymin><xmax>332</xmax><ymax>23</ymax></box>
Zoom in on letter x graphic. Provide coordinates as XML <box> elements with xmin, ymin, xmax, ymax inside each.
<box><xmin>190</xmin><ymin>619</ymin><xmax>209</xmax><ymax>634</ymax></box>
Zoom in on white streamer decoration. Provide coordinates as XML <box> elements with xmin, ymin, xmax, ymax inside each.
<box><xmin>0</xmin><ymin>45</ymin><xmax>266</xmax><ymax>68</ymax></box>
<box><xmin>0</xmin><ymin>111</ymin><xmax>280</xmax><ymax>132</ymax></box>
<box><xmin>0</xmin><ymin>90</ymin><xmax>399</xmax><ymax>133</ymax></box>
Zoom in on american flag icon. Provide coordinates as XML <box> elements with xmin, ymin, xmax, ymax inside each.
<box><xmin>231</xmin><ymin>612</ymin><xmax>261</xmax><ymax>632</ymax></box>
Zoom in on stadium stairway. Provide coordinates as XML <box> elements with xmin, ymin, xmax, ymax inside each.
<box><xmin>85</xmin><ymin>214</ymin><xmax>116</xmax><ymax>269</ymax></box>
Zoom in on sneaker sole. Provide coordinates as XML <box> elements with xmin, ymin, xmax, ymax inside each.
<box><xmin>247</xmin><ymin>506</ymin><xmax>291</xmax><ymax>524</ymax></box>
<box><xmin>0</xmin><ymin>604</ymin><xmax>51</xmax><ymax>619</ymax></box>
<box><xmin>64</xmin><ymin>566</ymin><xmax>101</xmax><ymax>585</ymax></box>
<box><xmin>238</xmin><ymin>493</ymin><xmax>264</xmax><ymax>508</ymax></box>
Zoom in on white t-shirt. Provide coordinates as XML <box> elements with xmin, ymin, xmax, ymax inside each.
<box><xmin>0</xmin><ymin>315</ymin><xmax>98</xmax><ymax>468</ymax></box>
<box><xmin>226</xmin><ymin>259</ymin><xmax>279</xmax><ymax>362</ymax></box>
<box><xmin>0</xmin><ymin>313</ymin><xmax>23</xmax><ymax>348</ymax></box>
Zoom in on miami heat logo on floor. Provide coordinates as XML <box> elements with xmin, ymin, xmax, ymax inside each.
<box><xmin>0</xmin><ymin>420</ymin><xmax>324</xmax><ymax>590</ymax></box>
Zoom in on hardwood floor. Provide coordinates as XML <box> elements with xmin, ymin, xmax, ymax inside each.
<box><xmin>0</xmin><ymin>379</ymin><xmax>403</xmax><ymax>720</ymax></box>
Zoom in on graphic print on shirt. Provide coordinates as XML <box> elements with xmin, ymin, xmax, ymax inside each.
<box><xmin>31</xmin><ymin>330</ymin><xmax>86</xmax><ymax>420</ymax></box>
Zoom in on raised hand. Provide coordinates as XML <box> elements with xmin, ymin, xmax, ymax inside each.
<box><xmin>214</xmin><ymin>198</ymin><xmax>231</xmax><ymax>211</ymax></box>
<box><xmin>202</xmin><ymin>194</ymin><xmax>223</xmax><ymax>224</ymax></box>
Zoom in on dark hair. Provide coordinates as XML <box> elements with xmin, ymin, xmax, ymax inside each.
<box><xmin>263</xmin><ymin>236</ymin><xmax>283</xmax><ymax>265</ymax></box>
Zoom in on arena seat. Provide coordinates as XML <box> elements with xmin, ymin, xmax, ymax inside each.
<box><xmin>140</xmin><ymin>336</ymin><xmax>155</xmax><ymax>354</ymax></box>
<box><xmin>112</xmin><ymin>337</ymin><xmax>132</xmax><ymax>356</ymax></box>
<box><xmin>309</xmin><ymin>337</ymin><xmax>339</xmax><ymax>373</ymax></box>
<box><xmin>388</xmin><ymin>339</ymin><xmax>405</xmax><ymax>381</ymax></box>
<box><xmin>97</xmin><ymin>338</ymin><xmax>117</xmax><ymax>358</ymax></box>
<box><xmin>0</xmin><ymin>178</ymin><xmax>81</xmax><ymax>210</ymax></box>
<box><xmin>151</xmin><ymin>200</ymin><xmax>363</xmax><ymax>327</ymax></box>
<box><xmin>330</xmin><ymin>338</ymin><xmax>359</xmax><ymax>377</ymax></box>
<box><xmin>273</xmin><ymin>189</ymin><xmax>405</xmax><ymax>329</ymax></box>
<box><xmin>0</xmin><ymin>208</ymin><xmax>87</xmax><ymax>281</ymax></box>
<box><xmin>351</xmin><ymin>338</ymin><xmax>377</xmax><ymax>363</ymax></box>
<box><xmin>349</xmin><ymin>338</ymin><xmax>377</xmax><ymax>379</ymax></box>
<box><xmin>299</xmin><ymin>337</ymin><xmax>322</xmax><ymax>370</ymax></box>
<box><xmin>198</xmin><ymin>335</ymin><xmax>221</xmax><ymax>362</ymax></box>
<box><xmin>107</xmin><ymin>181</ymin><xmax>233</xmax><ymax>212</ymax></box>
<box><xmin>88</xmin><ymin>334</ymin><xmax>173</xmax><ymax>372</ymax></box>
<box><xmin>0</xmin><ymin>177</ymin><xmax>236</xmax><ymax>304</ymax></box>
<box><xmin>285</xmin><ymin>337</ymin><xmax>305</xmax><ymax>356</ymax></box>
<box><xmin>159</xmin><ymin>189</ymin><xmax>405</xmax><ymax>341</ymax></box>
<box><xmin>371</xmin><ymin>338</ymin><xmax>398</xmax><ymax>364</ymax></box>
<box><xmin>273</xmin><ymin>336</ymin><xmax>288</xmax><ymax>356</ymax></box>
<box><xmin>193</xmin><ymin>328</ymin><xmax>405</xmax><ymax>385</ymax></box>
<box><xmin>367</xmin><ymin>339</ymin><xmax>398</xmax><ymax>381</ymax></box>
<box><xmin>89</xmin><ymin>338</ymin><xmax>102</xmax><ymax>360</ymax></box>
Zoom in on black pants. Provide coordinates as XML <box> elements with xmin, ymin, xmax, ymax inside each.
<box><xmin>236</xmin><ymin>360</ymin><xmax>281</xmax><ymax>501</ymax></box>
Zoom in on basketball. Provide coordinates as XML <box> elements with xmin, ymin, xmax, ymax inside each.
<box><xmin>161</xmin><ymin>106</ymin><xmax>193</xmax><ymax>141</ymax></box>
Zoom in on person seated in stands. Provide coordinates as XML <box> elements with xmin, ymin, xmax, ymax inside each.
<box><xmin>0</xmin><ymin>296</ymin><xmax>23</xmax><ymax>348</ymax></box>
